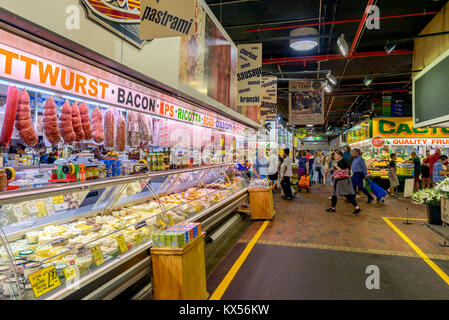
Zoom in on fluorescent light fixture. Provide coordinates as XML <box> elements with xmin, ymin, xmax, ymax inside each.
<box><xmin>326</xmin><ymin>72</ymin><xmax>337</xmax><ymax>85</ymax></box>
<box><xmin>306</xmin><ymin>124</ymin><xmax>314</xmax><ymax>127</ymax></box>
<box><xmin>364</xmin><ymin>77</ymin><xmax>373</xmax><ymax>86</ymax></box>
<box><xmin>62</xmin><ymin>95</ymin><xmax>84</xmax><ymax>102</ymax></box>
<box><xmin>337</xmin><ymin>34</ymin><xmax>349</xmax><ymax>57</ymax></box>
<box><xmin>290</xmin><ymin>27</ymin><xmax>318</xmax><ymax>51</ymax></box>
<box><xmin>0</xmin><ymin>79</ymin><xmax>55</xmax><ymax>96</ymax></box>
<box><xmin>322</xmin><ymin>81</ymin><xmax>333</xmax><ymax>93</ymax></box>
<box><xmin>385</xmin><ymin>40</ymin><xmax>397</xmax><ymax>55</ymax></box>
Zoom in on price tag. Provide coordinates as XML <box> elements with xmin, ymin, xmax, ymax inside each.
<box><xmin>54</xmin><ymin>203</ymin><xmax>69</xmax><ymax>212</ymax></box>
<box><xmin>28</xmin><ymin>265</ymin><xmax>61</xmax><ymax>298</ymax></box>
<box><xmin>63</xmin><ymin>265</ymin><xmax>77</xmax><ymax>281</ymax></box>
<box><xmin>158</xmin><ymin>218</ymin><xmax>166</xmax><ymax>228</ymax></box>
<box><xmin>52</xmin><ymin>195</ymin><xmax>64</xmax><ymax>204</ymax></box>
<box><xmin>91</xmin><ymin>246</ymin><xmax>104</xmax><ymax>266</ymax></box>
<box><xmin>35</xmin><ymin>201</ymin><xmax>48</xmax><ymax>218</ymax></box>
<box><xmin>167</xmin><ymin>214</ymin><xmax>175</xmax><ymax>226</ymax></box>
<box><xmin>135</xmin><ymin>233</ymin><xmax>143</xmax><ymax>244</ymax></box>
<box><xmin>116</xmin><ymin>235</ymin><xmax>128</xmax><ymax>253</ymax></box>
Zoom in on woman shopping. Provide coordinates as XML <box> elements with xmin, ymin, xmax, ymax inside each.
<box><xmin>326</xmin><ymin>151</ymin><xmax>361</xmax><ymax>215</ymax></box>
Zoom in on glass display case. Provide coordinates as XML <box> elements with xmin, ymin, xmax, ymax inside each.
<box><xmin>0</xmin><ymin>164</ymin><xmax>248</xmax><ymax>300</ymax></box>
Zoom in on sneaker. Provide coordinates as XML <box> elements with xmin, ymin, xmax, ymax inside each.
<box><xmin>353</xmin><ymin>208</ymin><xmax>362</xmax><ymax>215</ymax></box>
<box><xmin>326</xmin><ymin>208</ymin><xmax>336</xmax><ymax>212</ymax></box>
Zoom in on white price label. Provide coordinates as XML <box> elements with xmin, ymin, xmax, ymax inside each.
<box><xmin>54</xmin><ymin>203</ymin><xmax>69</xmax><ymax>211</ymax></box>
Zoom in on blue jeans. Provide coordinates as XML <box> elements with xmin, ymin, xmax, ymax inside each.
<box><xmin>352</xmin><ymin>173</ymin><xmax>374</xmax><ymax>200</ymax></box>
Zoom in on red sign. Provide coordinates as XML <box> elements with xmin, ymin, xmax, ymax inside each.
<box><xmin>372</xmin><ymin>136</ymin><xmax>385</xmax><ymax>148</ymax></box>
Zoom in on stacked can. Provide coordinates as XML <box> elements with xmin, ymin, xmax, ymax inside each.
<box><xmin>152</xmin><ymin>223</ymin><xmax>202</xmax><ymax>248</ymax></box>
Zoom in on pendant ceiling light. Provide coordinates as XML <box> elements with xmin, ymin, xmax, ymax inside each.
<box><xmin>290</xmin><ymin>27</ymin><xmax>318</xmax><ymax>51</ymax></box>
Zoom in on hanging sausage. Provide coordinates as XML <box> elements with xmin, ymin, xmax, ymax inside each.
<box><xmin>0</xmin><ymin>86</ymin><xmax>19</xmax><ymax>147</ymax></box>
<box><xmin>15</xmin><ymin>89</ymin><xmax>38</xmax><ymax>147</ymax></box>
<box><xmin>59</xmin><ymin>100</ymin><xmax>76</xmax><ymax>144</ymax></box>
<box><xmin>43</xmin><ymin>97</ymin><xmax>61</xmax><ymax>145</ymax></box>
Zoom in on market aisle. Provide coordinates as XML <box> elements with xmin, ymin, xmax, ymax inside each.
<box><xmin>207</xmin><ymin>185</ymin><xmax>449</xmax><ymax>299</ymax></box>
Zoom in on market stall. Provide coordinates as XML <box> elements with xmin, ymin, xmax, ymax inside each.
<box><xmin>0</xmin><ymin>12</ymin><xmax>259</xmax><ymax>300</ymax></box>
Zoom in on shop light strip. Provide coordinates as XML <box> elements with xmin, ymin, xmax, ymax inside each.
<box><xmin>0</xmin><ymin>79</ymin><xmax>55</xmax><ymax>96</ymax></box>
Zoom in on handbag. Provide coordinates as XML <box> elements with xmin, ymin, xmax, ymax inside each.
<box><xmin>333</xmin><ymin>168</ymin><xmax>350</xmax><ymax>180</ymax></box>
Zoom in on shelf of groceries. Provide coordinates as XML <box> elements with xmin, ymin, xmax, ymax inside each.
<box><xmin>365</xmin><ymin>155</ymin><xmax>414</xmax><ymax>180</ymax></box>
<box><xmin>0</xmin><ymin>163</ymin><xmax>248</xmax><ymax>300</ymax></box>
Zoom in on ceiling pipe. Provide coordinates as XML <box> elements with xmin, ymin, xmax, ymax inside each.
<box><xmin>245</xmin><ymin>11</ymin><xmax>439</xmax><ymax>33</ymax></box>
<box><xmin>263</xmin><ymin>49</ymin><xmax>413</xmax><ymax>64</ymax></box>
<box><xmin>325</xmin><ymin>89</ymin><xmax>409</xmax><ymax>96</ymax></box>
<box><xmin>208</xmin><ymin>0</ymin><xmax>260</xmax><ymax>7</ymax></box>
<box><xmin>349</xmin><ymin>0</ymin><xmax>375</xmax><ymax>56</ymax></box>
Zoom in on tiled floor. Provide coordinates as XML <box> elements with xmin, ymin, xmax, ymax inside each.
<box><xmin>207</xmin><ymin>184</ymin><xmax>449</xmax><ymax>299</ymax></box>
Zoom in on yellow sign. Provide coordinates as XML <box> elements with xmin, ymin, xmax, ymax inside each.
<box><xmin>91</xmin><ymin>246</ymin><xmax>104</xmax><ymax>266</ymax></box>
<box><xmin>135</xmin><ymin>233</ymin><xmax>143</xmax><ymax>244</ymax></box>
<box><xmin>158</xmin><ymin>218</ymin><xmax>166</xmax><ymax>228</ymax></box>
<box><xmin>63</xmin><ymin>265</ymin><xmax>77</xmax><ymax>282</ymax></box>
<box><xmin>52</xmin><ymin>195</ymin><xmax>64</xmax><ymax>204</ymax></box>
<box><xmin>373</xmin><ymin>117</ymin><xmax>449</xmax><ymax>138</ymax></box>
<box><xmin>35</xmin><ymin>201</ymin><xmax>48</xmax><ymax>218</ymax></box>
<box><xmin>347</xmin><ymin>120</ymin><xmax>370</xmax><ymax>144</ymax></box>
<box><xmin>28</xmin><ymin>265</ymin><xmax>61</xmax><ymax>298</ymax></box>
<box><xmin>116</xmin><ymin>235</ymin><xmax>128</xmax><ymax>254</ymax></box>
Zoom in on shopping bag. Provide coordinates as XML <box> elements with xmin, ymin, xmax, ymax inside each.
<box><xmin>367</xmin><ymin>179</ymin><xmax>387</xmax><ymax>199</ymax></box>
<box><xmin>299</xmin><ymin>175</ymin><xmax>310</xmax><ymax>188</ymax></box>
<box><xmin>365</xmin><ymin>180</ymin><xmax>373</xmax><ymax>194</ymax></box>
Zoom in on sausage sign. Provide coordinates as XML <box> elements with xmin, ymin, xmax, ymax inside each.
<box><xmin>0</xmin><ymin>42</ymin><xmax>238</xmax><ymax>133</ymax></box>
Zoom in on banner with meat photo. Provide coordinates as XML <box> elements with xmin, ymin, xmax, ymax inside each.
<box><xmin>288</xmin><ymin>80</ymin><xmax>324</xmax><ymax>126</ymax></box>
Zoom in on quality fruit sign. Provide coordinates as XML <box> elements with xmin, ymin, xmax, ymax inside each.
<box><xmin>371</xmin><ymin>136</ymin><xmax>385</xmax><ymax>148</ymax></box>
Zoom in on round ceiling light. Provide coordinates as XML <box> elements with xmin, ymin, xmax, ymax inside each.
<box><xmin>290</xmin><ymin>27</ymin><xmax>318</xmax><ymax>51</ymax></box>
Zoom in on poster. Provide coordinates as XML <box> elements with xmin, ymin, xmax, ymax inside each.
<box><xmin>288</xmin><ymin>81</ymin><xmax>324</xmax><ymax>126</ymax></box>
<box><xmin>140</xmin><ymin>0</ymin><xmax>196</xmax><ymax>40</ymax></box>
<box><xmin>236</xmin><ymin>43</ymin><xmax>262</xmax><ymax>107</ymax></box>
<box><xmin>260</xmin><ymin>76</ymin><xmax>278</xmax><ymax>123</ymax></box>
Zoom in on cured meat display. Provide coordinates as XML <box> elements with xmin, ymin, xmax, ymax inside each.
<box><xmin>0</xmin><ymin>86</ymin><xmax>19</xmax><ymax>147</ymax></box>
<box><xmin>104</xmin><ymin>109</ymin><xmax>115</xmax><ymax>148</ymax></box>
<box><xmin>79</xmin><ymin>103</ymin><xmax>92</xmax><ymax>140</ymax></box>
<box><xmin>59</xmin><ymin>100</ymin><xmax>76</xmax><ymax>144</ymax></box>
<box><xmin>71</xmin><ymin>102</ymin><xmax>85</xmax><ymax>142</ymax></box>
<box><xmin>91</xmin><ymin>107</ymin><xmax>104</xmax><ymax>144</ymax></box>
<box><xmin>43</xmin><ymin>97</ymin><xmax>61</xmax><ymax>145</ymax></box>
<box><xmin>127</xmin><ymin>111</ymin><xmax>139</xmax><ymax>148</ymax></box>
<box><xmin>115</xmin><ymin>112</ymin><xmax>126</xmax><ymax>152</ymax></box>
<box><xmin>15</xmin><ymin>89</ymin><xmax>38</xmax><ymax>147</ymax></box>
<box><xmin>138</xmin><ymin>113</ymin><xmax>152</xmax><ymax>142</ymax></box>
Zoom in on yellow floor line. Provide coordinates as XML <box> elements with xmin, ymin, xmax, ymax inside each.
<box><xmin>384</xmin><ymin>217</ymin><xmax>427</xmax><ymax>221</ymax></box>
<box><xmin>210</xmin><ymin>221</ymin><xmax>270</xmax><ymax>300</ymax></box>
<box><xmin>383</xmin><ymin>217</ymin><xmax>449</xmax><ymax>286</ymax></box>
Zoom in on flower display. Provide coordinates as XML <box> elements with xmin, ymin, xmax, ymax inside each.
<box><xmin>412</xmin><ymin>188</ymin><xmax>441</xmax><ymax>206</ymax></box>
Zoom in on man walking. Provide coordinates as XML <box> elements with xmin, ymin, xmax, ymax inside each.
<box><xmin>351</xmin><ymin>148</ymin><xmax>374</xmax><ymax>203</ymax></box>
<box><xmin>280</xmin><ymin>148</ymin><xmax>293</xmax><ymax>200</ymax></box>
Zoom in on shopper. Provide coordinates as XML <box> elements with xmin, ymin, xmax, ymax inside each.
<box><xmin>343</xmin><ymin>145</ymin><xmax>351</xmax><ymax>163</ymax></box>
<box><xmin>432</xmin><ymin>155</ymin><xmax>449</xmax><ymax>184</ymax></box>
<box><xmin>280</xmin><ymin>148</ymin><xmax>293</xmax><ymax>200</ymax></box>
<box><xmin>351</xmin><ymin>148</ymin><xmax>374</xmax><ymax>203</ymax></box>
<box><xmin>326</xmin><ymin>151</ymin><xmax>361</xmax><ymax>215</ymax></box>
<box><xmin>312</xmin><ymin>150</ymin><xmax>322</xmax><ymax>184</ymax></box>
<box><xmin>388</xmin><ymin>153</ymin><xmax>399</xmax><ymax>197</ymax></box>
<box><xmin>267</xmin><ymin>148</ymin><xmax>279</xmax><ymax>187</ymax></box>
<box><xmin>252</xmin><ymin>148</ymin><xmax>269</xmax><ymax>179</ymax></box>
<box><xmin>298</xmin><ymin>151</ymin><xmax>309</xmax><ymax>177</ymax></box>
<box><xmin>426</xmin><ymin>148</ymin><xmax>442</xmax><ymax>184</ymax></box>
<box><xmin>406</xmin><ymin>150</ymin><xmax>422</xmax><ymax>192</ymax></box>
<box><xmin>421</xmin><ymin>158</ymin><xmax>431</xmax><ymax>189</ymax></box>
<box><xmin>47</xmin><ymin>152</ymin><xmax>57</xmax><ymax>164</ymax></box>
<box><xmin>321</xmin><ymin>154</ymin><xmax>331</xmax><ymax>185</ymax></box>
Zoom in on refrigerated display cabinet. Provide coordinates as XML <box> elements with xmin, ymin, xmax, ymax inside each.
<box><xmin>0</xmin><ymin>164</ymin><xmax>248</xmax><ymax>300</ymax></box>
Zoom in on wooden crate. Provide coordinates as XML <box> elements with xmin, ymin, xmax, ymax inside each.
<box><xmin>249</xmin><ymin>188</ymin><xmax>275</xmax><ymax>220</ymax></box>
<box><xmin>151</xmin><ymin>233</ymin><xmax>208</xmax><ymax>300</ymax></box>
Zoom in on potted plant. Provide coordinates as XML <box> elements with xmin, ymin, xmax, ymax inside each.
<box><xmin>412</xmin><ymin>188</ymin><xmax>442</xmax><ymax>225</ymax></box>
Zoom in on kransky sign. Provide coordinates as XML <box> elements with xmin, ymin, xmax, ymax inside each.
<box><xmin>289</xmin><ymin>81</ymin><xmax>324</xmax><ymax>126</ymax></box>
<box><xmin>140</xmin><ymin>0</ymin><xmax>195</xmax><ymax>40</ymax></box>
<box><xmin>236</xmin><ymin>43</ymin><xmax>262</xmax><ymax>107</ymax></box>
<box><xmin>0</xmin><ymin>42</ymin><xmax>237</xmax><ymax>133</ymax></box>
<box><xmin>260</xmin><ymin>76</ymin><xmax>277</xmax><ymax>123</ymax></box>
<box><xmin>81</xmin><ymin>0</ymin><xmax>145</xmax><ymax>48</ymax></box>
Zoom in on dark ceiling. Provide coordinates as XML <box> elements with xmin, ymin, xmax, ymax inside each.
<box><xmin>204</xmin><ymin>0</ymin><xmax>448</xmax><ymax>129</ymax></box>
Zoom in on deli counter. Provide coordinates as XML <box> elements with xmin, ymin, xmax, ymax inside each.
<box><xmin>0</xmin><ymin>164</ymin><xmax>248</xmax><ymax>300</ymax></box>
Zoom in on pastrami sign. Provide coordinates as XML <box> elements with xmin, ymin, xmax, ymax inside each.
<box><xmin>0</xmin><ymin>42</ymin><xmax>235</xmax><ymax>132</ymax></box>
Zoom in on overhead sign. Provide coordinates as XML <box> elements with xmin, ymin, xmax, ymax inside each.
<box><xmin>346</xmin><ymin>120</ymin><xmax>370</xmax><ymax>144</ymax></box>
<box><xmin>289</xmin><ymin>81</ymin><xmax>324</xmax><ymax>126</ymax></box>
<box><xmin>387</xmin><ymin>138</ymin><xmax>449</xmax><ymax>146</ymax></box>
<box><xmin>371</xmin><ymin>136</ymin><xmax>385</xmax><ymax>148</ymax></box>
<box><xmin>260</xmin><ymin>76</ymin><xmax>277</xmax><ymax>123</ymax></box>
<box><xmin>140</xmin><ymin>0</ymin><xmax>196</xmax><ymax>40</ymax></box>
<box><xmin>372</xmin><ymin>117</ymin><xmax>449</xmax><ymax>138</ymax></box>
<box><xmin>0</xmin><ymin>42</ymin><xmax>240</xmax><ymax>133</ymax></box>
<box><xmin>296</xmin><ymin>128</ymin><xmax>307</xmax><ymax>139</ymax></box>
<box><xmin>236</xmin><ymin>44</ymin><xmax>262</xmax><ymax>107</ymax></box>
<box><xmin>81</xmin><ymin>0</ymin><xmax>144</xmax><ymax>48</ymax></box>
